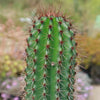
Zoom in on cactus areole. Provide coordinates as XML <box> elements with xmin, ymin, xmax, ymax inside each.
<box><xmin>25</xmin><ymin>13</ymin><xmax>77</xmax><ymax>100</ymax></box>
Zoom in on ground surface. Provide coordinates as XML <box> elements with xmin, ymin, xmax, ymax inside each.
<box><xmin>89</xmin><ymin>85</ymin><xmax>100</xmax><ymax>100</ymax></box>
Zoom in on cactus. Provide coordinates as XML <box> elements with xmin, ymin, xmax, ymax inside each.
<box><xmin>25</xmin><ymin>12</ymin><xmax>77</xmax><ymax>100</ymax></box>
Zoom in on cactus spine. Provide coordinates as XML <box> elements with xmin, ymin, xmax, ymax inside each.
<box><xmin>25</xmin><ymin>15</ymin><xmax>77</xmax><ymax>100</ymax></box>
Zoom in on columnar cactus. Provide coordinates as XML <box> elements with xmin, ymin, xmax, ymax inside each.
<box><xmin>25</xmin><ymin>12</ymin><xmax>77</xmax><ymax>100</ymax></box>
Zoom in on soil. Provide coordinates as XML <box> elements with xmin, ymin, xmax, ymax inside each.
<box><xmin>89</xmin><ymin>85</ymin><xmax>100</xmax><ymax>100</ymax></box>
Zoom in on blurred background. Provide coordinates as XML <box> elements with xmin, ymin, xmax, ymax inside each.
<box><xmin>0</xmin><ymin>0</ymin><xmax>100</xmax><ymax>100</ymax></box>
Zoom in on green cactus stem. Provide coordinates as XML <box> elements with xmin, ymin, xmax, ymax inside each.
<box><xmin>25</xmin><ymin>14</ymin><xmax>77</xmax><ymax>100</ymax></box>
